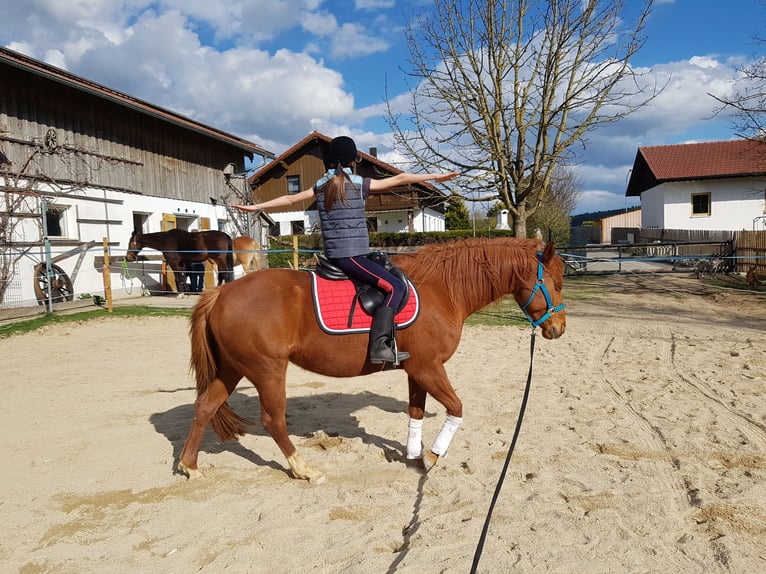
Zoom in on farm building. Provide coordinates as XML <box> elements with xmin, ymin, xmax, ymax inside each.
<box><xmin>0</xmin><ymin>47</ymin><xmax>273</xmax><ymax>309</ymax></box>
<box><xmin>248</xmin><ymin>131</ymin><xmax>448</xmax><ymax>236</ymax></box>
<box><xmin>626</xmin><ymin>140</ymin><xmax>766</xmax><ymax>231</ymax></box>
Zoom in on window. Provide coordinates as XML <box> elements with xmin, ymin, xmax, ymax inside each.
<box><xmin>269</xmin><ymin>222</ymin><xmax>281</xmax><ymax>237</ymax></box>
<box><xmin>287</xmin><ymin>175</ymin><xmax>301</xmax><ymax>195</ymax></box>
<box><xmin>691</xmin><ymin>193</ymin><xmax>711</xmax><ymax>216</ymax></box>
<box><xmin>45</xmin><ymin>204</ymin><xmax>75</xmax><ymax>238</ymax></box>
<box><xmin>291</xmin><ymin>220</ymin><xmax>305</xmax><ymax>235</ymax></box>
<box><xmin>45</xmin><ymin>208</ymin><xmax>63</xmax><ymax>236</ymax></box>
<box><xmin>132</xmin><ymin>212</ymin><xmax>149</xmax><ymax>234</ymax></box>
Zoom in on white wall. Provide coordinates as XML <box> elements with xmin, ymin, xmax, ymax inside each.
<box><xmin>268</xmin><ymin>208</ymin><xmax>446</xmax><ymax>235</ymax></box>
<box><xmin>639</xmin><ymin>187</ymin><xmax>666</xmax><ymax>228</ymax></box>
<box><xmin>377</xmin><ymin>208</ymin><xmax>445</xmax><ymax>233</ymax></box>
<box><xmin>656</xmin><ymin>178</ymin><xmax>765</xmax><ymax>230</ymax></box>
<box><xmin>4</xmin><ymin>181</ymin><xmax>235</xmax><ymax>308</ymax></box>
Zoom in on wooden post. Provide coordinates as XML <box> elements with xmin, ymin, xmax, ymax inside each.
<box><xmin>102</xmin><ymin>237</ymin><xmax>113</xmax><ymax>312</ymax></box>
<box><xmin>293</xmin><ymin>235</ymin><xmax>299</xmax><ymax>270</ymax></box>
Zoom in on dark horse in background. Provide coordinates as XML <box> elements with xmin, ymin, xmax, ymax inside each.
<box><xmin>126</xmin><ymin>229</ymin><xmax>235</xmax><ymax>295</ymax></box>
<box><xmin>178</xmin><ymin>237</ymin><xmax>566</xmax><ymax>483</ymax></box>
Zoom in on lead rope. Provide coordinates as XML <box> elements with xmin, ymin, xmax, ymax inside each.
<box><xmin>470</xmin><ymin>328</ymin><xmax>537</xmax><ymax>574</ymax></box>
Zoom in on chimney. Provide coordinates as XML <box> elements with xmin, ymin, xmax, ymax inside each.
<box><xmin>369</xmin><ymin>147</ymin><xmax>378</xmax><ymax>158</ymax></box>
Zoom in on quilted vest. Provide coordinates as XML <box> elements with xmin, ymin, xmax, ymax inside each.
<box><xmin>314</xmin><ymin>169</ymin><xmax>371</xmax><ymax>258</ymax></box>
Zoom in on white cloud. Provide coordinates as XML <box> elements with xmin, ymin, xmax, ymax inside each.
<box><xmin>329</xmin><ymin>22</ymin><xmax>390</xmax><ymax>59</ymax></box>
<box><xmin>355</xmin><ymin>0</ymin><xmax>396</xmax><ymax>9</ymax></box>
<box><xmin>0</xmin><ymin>0</ymin><xmax>755</xmax><ymax>215</ymax></box>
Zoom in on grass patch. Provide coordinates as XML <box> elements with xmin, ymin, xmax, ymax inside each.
<box><xmin>0</xmin><ymin>306</ymin><xmax>191</xmax><ymax>339</ymax></box>
<box><xmin>465</xmin><ymin>297</ymin><xmax>529</xmax><ymax>328</ymax></box>
<box><xmin>561</xmin><ymin>275</ymin><xmax>608</xmax><ymax>300</ymax></box>
<box><xmin>465</xmin><ymin>276</ymin><xmax>598</xmax><ymax>327</ymax></box>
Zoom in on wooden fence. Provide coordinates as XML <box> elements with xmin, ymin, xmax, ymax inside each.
<box><xmin>638</xmin><ymin>228</ymin><xmax>765</xmax><ymax>275</ymax></box>
<box><xmin>736</xmin><ymin>230</ymin><xmax>766</xmax><ymax>276</ymax></box>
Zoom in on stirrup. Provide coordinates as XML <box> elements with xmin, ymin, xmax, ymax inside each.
<box><xmin>370</xmin><ymin>342</ymin><xmax>410</xmax><ymax>366</ymax></box>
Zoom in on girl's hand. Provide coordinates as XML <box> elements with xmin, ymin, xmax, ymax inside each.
<box><xmin>431</xmin><ymin>171</ymin><xmax>460</xmax><ymax>182</ymax></box>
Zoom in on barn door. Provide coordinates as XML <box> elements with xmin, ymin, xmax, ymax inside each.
<box><xmin>161</xmin><ymin>213</ymin><xmax>177</xmax><ymax>231</ymax></box>
<box><xmin>161</xmin><ymin>214</ymin><xmax>178</xmax><ymax>291</ymax></box>
<box><xmin>199</xmin><ymin>217</ymin><xmax>211</xmax><ymax>230</ymax></box>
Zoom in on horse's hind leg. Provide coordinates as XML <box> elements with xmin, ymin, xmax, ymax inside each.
<box><xmin>178</xmin><ymin>375</ymin><xmax>236</xmax><ymax>478</ymax></box>
<box><xmin>247</xmin><ymin>364</ymin><xmax>325</xmax><ymax>483</ymax></box>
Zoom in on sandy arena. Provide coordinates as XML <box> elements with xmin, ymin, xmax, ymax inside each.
<box><xmin>1</xmin><ymin>274</ymin><xmax>764</xmax><ymax>573</ymax></box>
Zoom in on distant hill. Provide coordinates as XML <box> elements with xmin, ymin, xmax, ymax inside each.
<box><xmin>570</xmin><ymin>207</ymin><xmax>640</xmax><ymax>226</ymax></box>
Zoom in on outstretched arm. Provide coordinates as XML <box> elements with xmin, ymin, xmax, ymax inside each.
<box><xmin>368</xmin><ymin>171</ymin><xmax>460</xmax><ymax>191</ymax></box>
<box><xmin>232</xmin><ymin>188</ymin><xmax>315</xmax><ymax>212</ymax></box>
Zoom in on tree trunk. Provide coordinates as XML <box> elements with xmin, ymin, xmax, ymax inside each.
<box><xmin>513</xmin><ymin>203</ymin><xmax>527</xmax><ymax>238</ymax></box>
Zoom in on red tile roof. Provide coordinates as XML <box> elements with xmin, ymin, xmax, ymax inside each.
<box><xmin>626</xmin><ymin>139</ymin><xmax>766</xmax><ymax>196</ymax></box>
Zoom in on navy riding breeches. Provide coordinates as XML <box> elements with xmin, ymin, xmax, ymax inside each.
<box><xmin>329</xmin><ymin>254</ymin><xmax>406</xmax><ymax>311</ymax></box>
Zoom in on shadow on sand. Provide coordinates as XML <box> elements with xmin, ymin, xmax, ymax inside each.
<box><xmin>149</xmin><ymin>389</ymin><xmax>427</xmax><ymax>478</ymax></box>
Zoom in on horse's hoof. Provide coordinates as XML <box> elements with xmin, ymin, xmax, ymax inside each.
<box><xmin>178</xmin><ymin>462</ymin><xmax>204</xmax><ymax>479</ymax></box>
<box><xmin>406</xmin><ymin>442</ymin><xmax>424</xmax><ymax>460</ymax></box>
<box><xmin>286</xmin><ymin>453</ymin><xmax>325</xmax><ymax>484</ymax></box>
<box><xmin>422</xmin><ymin>450</ymin><xmax>439</xmax><ymax>472</ymax></box>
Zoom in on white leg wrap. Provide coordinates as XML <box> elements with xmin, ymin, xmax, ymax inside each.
<box><xmin>406</xmin><ymin>417</ymin><xmax>424</xmax><ymax>459</ymax></box>
<box><xmin>430</xmin><ymin>415</ymin><xmax>463</xmax><ymax>456</ymax></box>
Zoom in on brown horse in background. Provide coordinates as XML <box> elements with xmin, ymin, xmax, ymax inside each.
<box><xmin>126</xmin><ymin>229</ymin><xmax>234</xmax><ymax>295</ymax></box>
<box><xmin>233</xmin><ymin>236</ymin><xmax>260</xmax><ymax>273</ymax></box>
<box><xmin>178</xmin><ymin>237</ymin><xmax>566</xmax><ymax>483</ymax></box>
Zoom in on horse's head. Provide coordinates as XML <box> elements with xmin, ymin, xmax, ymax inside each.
<box><xmin>125</xmin><ymin>230</ymin><xmax>142</xmax><ymax>262</ymax></box>
<box><xmin>514</xmin><ymin>241</ymin><xmax>566</xmax><ymax>339</ymax></box>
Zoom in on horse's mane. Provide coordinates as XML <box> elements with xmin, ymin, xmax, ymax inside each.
<box><xmin>401</xmin><ymin>237</ymin><xmax>542</xmax><ymax>310</ymax></box>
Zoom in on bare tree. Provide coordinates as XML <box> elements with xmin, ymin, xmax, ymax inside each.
<box><xmin>711</xmin><ymin>46</ymin><xmax>766</xmax><ymax>138</ymax></box>
<box><xmin>527</xmin><ymin>166</ymin><xmax>581</xmax><ymax>245</ymax></box>
<box><xmin>388</xmin><ymin>0</ymin><xmax>660</xmax><ymax>237</ymax></box>
<box><xmin>0</xmin><ymin>142</ymin><xmax>89</xmax><ymax>306</ymax></box>
<box><xmin>0</xmin><ymin>148</ymin><xmax>51</xmax><ymax>304</ymax></box>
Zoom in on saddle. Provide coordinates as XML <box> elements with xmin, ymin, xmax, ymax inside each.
<box><xmin>310</xmin><ymin>252</ymin><xmax>419</xmax><ymax>334</ymax></box>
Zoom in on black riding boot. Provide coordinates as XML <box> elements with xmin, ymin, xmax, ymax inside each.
<box><xmin>369</xmin><ymin>306</ymin><xmax>410</xmax><ymax>365</ymax></box>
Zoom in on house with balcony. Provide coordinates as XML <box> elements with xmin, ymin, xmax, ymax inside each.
<box><xmin>248</xmin><ymin>131</ymin><xmax>448</xmax><ymax>237</ymax></box>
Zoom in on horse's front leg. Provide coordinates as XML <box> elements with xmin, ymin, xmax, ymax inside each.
<box><xmin>408</xmin><ymin>366</ymin><xmax>463</xmax><ymax>472</ymax></box>
<box><xmin>173</xmin><ymin>268</ymin><xmax>189</xmax><ymax>298</ymax></box>
<box><xmin>406</xmin><ymin>376</ymin><xmax>427</xmax><ymax>460</ymax></box>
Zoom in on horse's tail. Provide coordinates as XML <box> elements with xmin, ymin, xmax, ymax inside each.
<box><xmin>189</xmin><ymin>288</ymin><xmax>253</xmax><ymax>441</ymax></box>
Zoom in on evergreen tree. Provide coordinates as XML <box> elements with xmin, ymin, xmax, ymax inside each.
<box><xmin>445</xmin><ymin>196</ymin><xmax>471</xmax><ymax>230</ymax></box>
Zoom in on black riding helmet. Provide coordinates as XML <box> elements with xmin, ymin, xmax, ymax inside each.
<box><xmin>325</xmin><ymin>136</ymin><xmax>358</xmax><ymax>169</ymax></box>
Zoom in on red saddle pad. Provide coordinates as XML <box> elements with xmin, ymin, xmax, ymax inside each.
<box><xmin>310</xmin><ymin>273</ymin><xmax>420</xmax><ymax>334</ymax></box>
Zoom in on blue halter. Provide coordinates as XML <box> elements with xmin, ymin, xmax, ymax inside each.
<box><xmin>519</xmin><ymin>251</ymin><xmax>565</xmax><ymax>328</ymax></box>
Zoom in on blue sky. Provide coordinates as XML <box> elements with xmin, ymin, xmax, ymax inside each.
<box><xmin>1</xmin><ymin>0</ymin><xmax>764</xmax><ymax>214</ymax></box>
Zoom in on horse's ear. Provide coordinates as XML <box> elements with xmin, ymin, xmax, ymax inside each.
<box><xmin>542</xmin><ymin>241</ymin><xmax>556</xmax><ymax>264</ymax></box>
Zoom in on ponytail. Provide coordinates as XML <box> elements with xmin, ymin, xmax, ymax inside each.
<box><xmin>322</xmin><ymin>165</ymin><xmax>357</xmax><ymax>211</ymax></box>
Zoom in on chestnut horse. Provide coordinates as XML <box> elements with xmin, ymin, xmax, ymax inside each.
<box><xmin>126</xmin><ymin>229</ymin><xmax>234</xmax><ymax>295</ymax></box>
<box><xmin>233</xmin><ymin>235</ymin><xmax>260</xmax><ymax>273</ymax></box>
<box><xmin>179</xmin><ymin>237</ymin><xmax>566</xmax><ymax>483</ymax></box>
